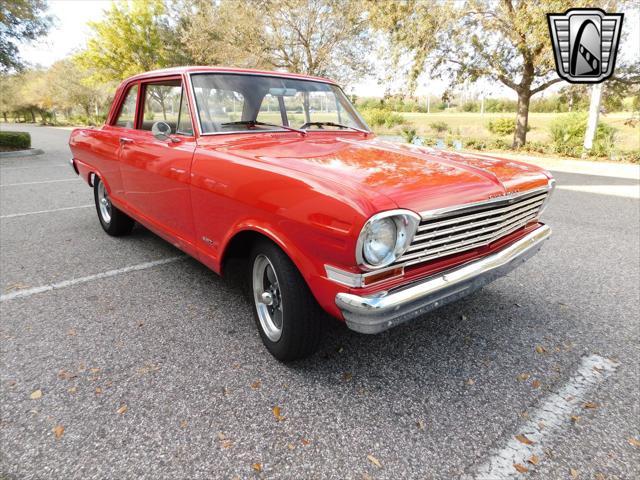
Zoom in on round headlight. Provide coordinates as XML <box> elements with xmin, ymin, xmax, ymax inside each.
<box><xmin>363</xmin><ymin>217</ymin><xmax>397</xmax><ymax>266</ymax></box>
<box><xmin>356</xmin><ymin>210</ymin><xmax>421</xmax><ymax>269</ymax></box>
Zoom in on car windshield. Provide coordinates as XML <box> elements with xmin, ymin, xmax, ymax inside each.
<box><xmin>190</xmin><ymin>73</ymin><xmax>368</xmax><ymax>134</ymax></box>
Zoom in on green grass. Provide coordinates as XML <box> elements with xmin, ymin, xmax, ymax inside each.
<box><xmin>379</xmin><ymin>111</ymin><xmax>639</xmax><ymax>153</ymax></box>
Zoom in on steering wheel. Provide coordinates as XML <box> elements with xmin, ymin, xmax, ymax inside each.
<box><xmin>299</xmin><ymin>122</ymin><xmax>324</xmax><ymax>129</ymax></box>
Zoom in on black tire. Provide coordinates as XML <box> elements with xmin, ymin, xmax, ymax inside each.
<box><xmin>249</xmin><ymin>239</ymin><xmax>324</xmax><ymax>361</ymax></box>
<box><xmin>93</xmin><ymin>176</ymin><xmax>135</xmax><ymax>236</ymax></box>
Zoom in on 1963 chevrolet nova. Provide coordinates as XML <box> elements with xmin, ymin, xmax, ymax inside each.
<box><xmin>69</xmin><ymin>66</ymin><xmax>554</xmax><ymax>360</ymax></box>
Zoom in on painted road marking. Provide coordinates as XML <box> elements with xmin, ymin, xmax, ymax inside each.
<box><xmin>1</xmin><ymin>256</ymin><xmax>185</xmax><ymax>302</ymax></box>
<box><xmin>471</xmin><ymin>354</ymin><xmax>618</xmax><ymax>479</ymax></box>
<box><xmin>558</xmin><ymin>184</ymin><xmax>640</xmax><ymax>199</ymax></box>
<box><xmin>0</xmin><ymin>204</ymin><xmax>93</xmax><ymax>219</ymax></box>
<box><xmin>0</xmin><ymin>164</ymin><xmax>67</xmax><ymax>170</ymax></box>
<box><xmin>0</xmin><ymin>178</ymin><xmax>76</xmax><ymax>187</ymax></box>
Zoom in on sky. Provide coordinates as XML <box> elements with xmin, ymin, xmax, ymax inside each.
<box><xmin>18</xmin><ymin>0</ymin><xmax>640</xmax><ymax>100</ymax></box>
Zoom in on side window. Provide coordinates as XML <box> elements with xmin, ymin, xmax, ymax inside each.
<box><xmin>141</xmin><ymin>81</ymin><xmax>185</xmax><ymax>134</ymax></box>
<box><xmin>114</xmin><ymin>85</ymin><xmax>138</xmax><ymax>128</ymax></box>
<box><xmin>176</xmin><ymin>89</ymin><xmax>193</xmax><ymax>135</ymax></box>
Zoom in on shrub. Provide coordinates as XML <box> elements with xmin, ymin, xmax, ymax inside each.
<box><xmin>487</xmin><ymin>118</ymin><xmax>517</xmax><ymax>136</ymax></box>
<box><xmin>549</xmin><ymin>113</ymin><xmax>616</xmax><ymax>157</ymax></box>
<box><xmin>0</xmin><ymin>131</ymin><xmax>31</xmax><ymax>150</ymax></box>
<box><xmin>361</xmin><ymin>108</ymin><xmax>406</xmax><ymax>128</ymax></box>
<box><xmin>430</xmin><ymin>121</ymin><xmax>449</xmax><ymax>133</ymax></box>
<box><xmin>401</xmin><ymin>126</ymin><xmax>418</xmax><ymax>143</ymax></box>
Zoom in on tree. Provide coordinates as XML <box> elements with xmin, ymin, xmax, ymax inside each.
<box><xmin>180</xmin><ymin>0</ymin><xmax>372</xmax><ymax>85</ymax></box>
<box><xmin>0</xmin><ymin>0</ymin><xmax>52</xmax><ymax>72</ymax></box>
<box><xmin>368</xmin><ymin>0</ymin><xmax>598</xmax><ymax>147</ymax></box>
<box><xmin>76</xmin><ymin>0</ymin><xmax>179</xmax><ymax>82</ymax></box>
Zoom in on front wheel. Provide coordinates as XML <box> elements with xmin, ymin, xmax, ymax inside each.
<box><xmin>250</xmin><ymin>240</ymin><xmax>324</xmax><ymax>361</ymax></box>
<box><xmin>94</xmin><ymin>177</ymin><xmax>134</xmax><ymax>236</ymax></box>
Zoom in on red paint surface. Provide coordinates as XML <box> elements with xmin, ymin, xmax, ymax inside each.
<box><xmin>69</xmin><ymin>67</ymin><xmax>552</xmax><ymax>320</ymax></box>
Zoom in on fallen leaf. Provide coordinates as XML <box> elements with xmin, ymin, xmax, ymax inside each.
<box><xmin>520</xmin><ymin>411</ymin><xmax>529</xmax><ymax>419</ymax></box>
<box><xmin>252</xmin><ymin>463</ymin><xmax>262</xmax><ymax>472</ymax></box>
<box><xmin>272</xmin><ymin>406</ymin><xmax>285</xmax><ymax>421</ymax></box>
<box><xmin>68</xmin><ymin>386</ymin><xmax>77</xmax><ymax>394</ymax></box>
<box><xmin>222</xmin><ymin>387</ymin><xmax>229</xmax><ymax>396</ymax></box>
<box><xmin>531</xmin><ymin>380</ymin><xmax>541</xmax><ymax>389</ymax></box>
<box><xmin>513</xmin><ymin>463</ymin><xmax>529</xmax><ymax>473</ymax></box>
<box><xmin>287</xmin><ymin>443</ymin><xmax>295</xmax><ymax>450</ymax></box>
<box><xmin>362</xmin><ymin>474</ymin><xmax>373</xmax><ymax>480</ymax></box>
<box><xmin>416</xmin><ymin>419</ymin><xmax>426</xmax><ymax>430</ymax></box>
<box><xmin>515</xmin><ymin>434</ymin><xmax>534</xmax><ymax>445</ymax></box>
<box><xmin>180</xmin><ymin>420</ymin><xmax>187</xmax><ymax>429</ymax></box>
<box><xmin>67</xmin><ymin>329</ymin><xmax>77</xmax><ymax>336</ymax></box>
<box><xmin>4</xmin><ymin>282</ymin><xmax>29</xmax><ymax>292</ymax></box>
<box><xmin>595</xmin><ymin>473</ymin><xmax>605</xmax><ymax>480</ymax></box>
<box><xmin>571</xmin><ymin>415</ymin><xmax>580</xmax><ymax>423</ymax></box>
<box><xmin>535</xmin><ymin>345</ymin><xmax>546</xmax><ymax>354</ymax></box>
<box><xmin>466</xmin><ymin>378</ymin><xmax>475</xmax><ymax>386</ymax></box>
<box><xmin>53</xmin><ymin>424</ymin><xmax>65</xmax><ymax>439</ymax></box>
<box><xmin>251</xmin><ymin>380</ymin><xmax>262</xmax><ymax>390</ymax></box>
<box><xmin>583</xmin><ymin>401</ymin><xmax>599</xmax><ymax>409</ymax></box>
<box><xmin>90</xmin><ymin>368</ymin><xmax>101</xmax><ymax>373</ymax></box>
<box><xmin>58</xmin><ymin>369</ymin><xmax>76</xmax><ymax>380</ymax></box>
<box><xmin>517</xmin><ymin>373</ymin><xmax>531</xmax><ymax>381</ymax></box>
<box><xmin>95</xmin><ymin>387</ymin><xmax>102</xmax><ymax>394</ymax></box>
<box><xmin>30</xmin><ymin>389</ymin><xmax>43</xmax><ymax>400</ymax></box>
<box><xmin>222</xmin><ymin>440</ymin><xmax>233</xmax><ymax>449</ymax></box>
<box><xmin>461</xmin><ymin>314</ymin><xmax>468</xmax><ymax>321</ymax></box>
<box><xmin>301</xmin><ymin>438</ymin><xmax>311</xmax><ymax>446</ymax></box>
<box><xmin>117</xmin><ymin>404</ymin><xmax>128</xmax><ymax>415</ymax></box>
<box><xmin>367</xmin><ymin>454</ymin><xmax>382</xmax><ymax>468</ymax></box>
<box><xmin>138</xmin><ymin>321</ymin><xmax>144</xmax><ymax>327</ymax></box>
<box><xmin>569</xmin><ymin>467</ymin><xmax>579</xmax><ymax>478</ymax></box>
<box><xmin>217</xmin><ymin>432</ymin><xmax>226</xmax><ymax>441</ymax></box>
<box><xmin>628</xmin><ymin>437</ymin><xmax>640</xmax><ymax>448</ymax></box>
<box><xmin>538</xmin><ymin>421</ymin><xmax>545</xmax><ymax>430</ymax></box>
<box><xmin>527</xmin><ymin>454</ymin><xmax>540</xmax><ymax>465</ymax></box>
<box><xmin>342</xmin><ymin>372</ymin><xmax>353</xmax><ymax>381</ymax></box>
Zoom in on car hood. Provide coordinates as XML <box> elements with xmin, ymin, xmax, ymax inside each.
<box><xmin>201</xmin><ymin>134</ymin><xmax>551</xmax><ymax>214</ymax></box>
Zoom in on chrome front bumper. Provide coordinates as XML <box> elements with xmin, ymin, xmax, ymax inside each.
<box><xmin>336</xmin><ymin>224</ymin><xmax>551</xmax><ymax>334</ymax></box>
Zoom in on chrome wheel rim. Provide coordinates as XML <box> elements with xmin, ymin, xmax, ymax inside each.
<box><xmin>97</xmin><ymin>181</ymin><xmax>112</xmax><ymax>223</ymax></box>
<box><xmin>252</xmin><ymin>254</ymin><xmax>283</xmax><ymax>342</ymax></box>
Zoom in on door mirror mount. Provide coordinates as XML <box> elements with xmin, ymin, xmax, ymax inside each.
<box><xmin>151</xmin><ymin>121</ymin><xmax>179</xmax><ymax>142</ymax></box>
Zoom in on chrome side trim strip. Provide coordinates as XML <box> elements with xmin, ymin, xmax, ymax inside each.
<box><xmin>336</xmin><ymin>224</ymin><xmax>551</xmax><ymax>334</ymax></box>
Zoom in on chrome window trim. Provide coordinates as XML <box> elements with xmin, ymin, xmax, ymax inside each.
<box><xmin>186</xmin><ymin>71</ymin><xmax>371</xmax><ymax>137</ymax></box>
<box><xmin>418</xmin><ymin>183</ymin><xmax>553</xmax><ymax>220</ymax></box>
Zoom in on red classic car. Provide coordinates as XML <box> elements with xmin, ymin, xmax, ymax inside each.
<box><xmin>69</xmin><ymin>66</ymin><xmax>554</xmax><ymax>360</ymax></box>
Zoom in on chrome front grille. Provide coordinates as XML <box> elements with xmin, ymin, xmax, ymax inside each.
<box><xmin>396</xmin><ymin>188</ymin><xmax>550</xmax><ymax>267</ymax></box>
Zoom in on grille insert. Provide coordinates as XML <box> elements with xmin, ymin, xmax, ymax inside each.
<box><xmin>397</xmin><ymin>189</ymin><xmax>549</xmax><ymax>267</ymax></box>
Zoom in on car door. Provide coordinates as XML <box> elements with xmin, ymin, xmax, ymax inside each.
<box><xmin>118</xmin><ymin>77</ymin><xmax>197</xmax><ymax>249</ymax></box>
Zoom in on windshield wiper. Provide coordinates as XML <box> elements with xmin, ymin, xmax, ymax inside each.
<box><xmin>301</xmin><ymin>121</ymin><xmax>370</xmax><ymax>134</ymax></box>
<box><xmin>221</xmin><ymin>120</ymin><xmax>306</xmax><ymax>136</ymax></box>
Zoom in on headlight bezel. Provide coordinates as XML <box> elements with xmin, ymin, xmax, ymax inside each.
<box><xmin>356</xmin><ymin>209</ymin><xmax>421</xmax><ymax>270</ymax></box>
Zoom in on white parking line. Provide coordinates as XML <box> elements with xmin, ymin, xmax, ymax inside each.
<box><xmin>558</xmin><ymin>184</ymin><xmax>640</xmax><ymax>199</ymax></box>
<box><xmin>0</xmin><ymin>164</ymin><xmax>67</xmax><ymax>170</ymax></box>
<box><xmin>0</xmin><ymin>204</ymin><xmax>93</xmax><ymax>219</ymax></box>
<box><xmin>472</xmin><ymin>355</ymin><xmax>618</xmax><ymax>479</ymax></box>
<box><xmin>1</xmin><ymin>256</ymin><xmax>185</xmax><ymax>302</ymax></box>
<box><xmin>0</xmin><ymin>179</ymin><xmax>77</xmax><ymax>187</ymax></box>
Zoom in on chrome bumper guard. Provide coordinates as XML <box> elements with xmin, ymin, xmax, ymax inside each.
<box><xmin>336</xmin><ymin>225</ymin><xmax>551</xmax><ymax>334</ymax></box>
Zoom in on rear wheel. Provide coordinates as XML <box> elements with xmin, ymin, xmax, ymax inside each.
<box><xmin>250</xmin><ymin>240</ymin><xmax>323</xmax><ymax>361</ymax></box>
<box><xmin>94</xmin><ymin>177</ymin><xmax>134</xmax><ymax>236</ymax></box>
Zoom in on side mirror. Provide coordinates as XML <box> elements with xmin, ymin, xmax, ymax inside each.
<box><xmin>152</xmin><ymin>121</ymin><xmax>172</xmax><ymax>141</ymax></box>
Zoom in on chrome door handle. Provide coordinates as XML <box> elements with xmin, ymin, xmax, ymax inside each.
<box><xmin>119</xmin><ymin>137</ymin><xmax>133</xmax><ymax>144</ymax></box>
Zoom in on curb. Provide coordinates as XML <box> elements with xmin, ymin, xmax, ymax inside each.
<box><xmin>0</xmin><ymin>148</ymin><xmax>45</xmax><ymax>158</ymax></box>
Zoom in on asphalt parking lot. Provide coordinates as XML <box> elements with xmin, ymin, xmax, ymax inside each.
<box><xmin>1</xmin><ymin>123</ymin><xmax>639</xmax><ymax>479</ymax></box>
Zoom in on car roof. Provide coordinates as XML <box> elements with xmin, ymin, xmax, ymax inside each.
<box><xmin>125</xmin><ymin>66</ymin><xmax>337</xmax><ymax>85</ymax></box>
